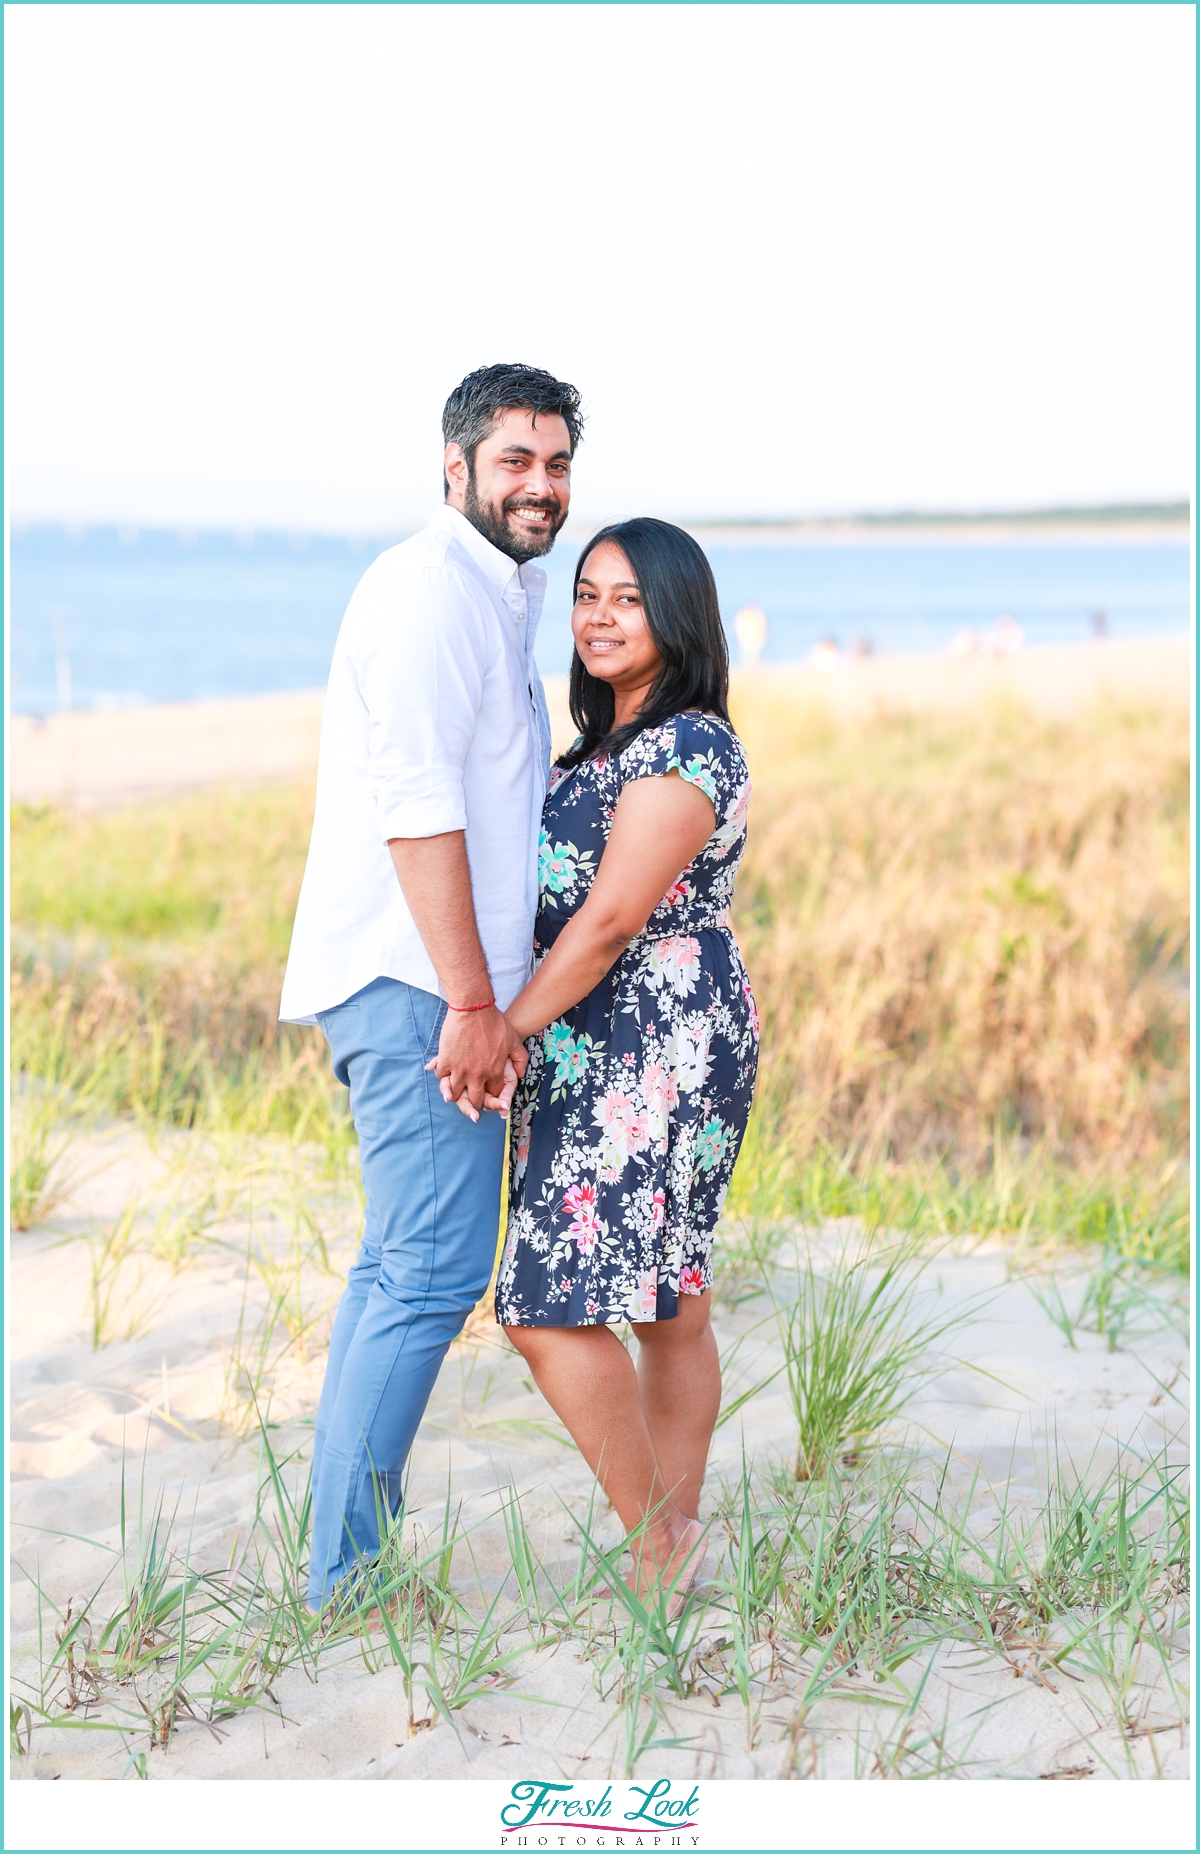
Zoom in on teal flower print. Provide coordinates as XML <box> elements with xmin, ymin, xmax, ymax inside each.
<box><xmin>677</xmin><ymin>753</ymin><xmax>719</xmax><ymax>804</ymax></box>
<box><xmin>544</xmin><ymin>1021</ymin><xmax>596</xmax><ymax>1099</ymax></box>
<box><xmin>539</xmin><ymin>831</ymin><xmax>590</xmax><ymax>896</ymax></box>
<box><xmin>695</xmin><ymin>1116</ymin><xmax>731</xmax><ymax>1174</ymax></box>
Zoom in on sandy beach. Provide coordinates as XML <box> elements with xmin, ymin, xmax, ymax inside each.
<box><xmin>8</xmin><ymin>1117</ymin><xmax>1189</xmax><ymax>1783</ymax></box>
<box><xmin>10</xmin><ymin>636</ymin><xmax>1190</xmax><ymax>812</ymax></box>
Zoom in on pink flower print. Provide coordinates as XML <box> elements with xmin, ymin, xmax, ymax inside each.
<box><xmin>563</xmin><ymin>1180</ymin><xmax>601</xmax><ymax>1241</ymax></box>
<box><xmin>651</xmin><ymin>1189</ymin><xmax>666</xmax><ymax>1230</ymax></box>
<box><xmin>515</xmin><ymin>1104</ymin><xmax>534</xmax><ymax>1164</ymax></box>
<box><xmin>635</xmin><ymin>1269</ymin><xmax>658</xmax><ymax>1318</ymax></box>
<box><xmin>662</xmin><ymin>877</ymin><xmax>692</xmax><ymax>908</ymax></box>
<box><xmin>586</xmin><ymin>1298</ymin><xmax>599</xmax><ymax>1317</ymax></box>
<box><xmin>562</xmin><ymin>1180</ymin><xmax>598</xmax><ymax>1217</ymax></box>
<box><xmin>741</xmin><ymin>974</ymin><xmax>760</xmax><ymax>1042</ymax></box>
<box><xmin>678</xmin><ymin>1263</ymin><xmax>705</xmax><ymax>1297</ymax></box>
<box><xmin>593</xmin><ymin>1090</ymin><xmax>650</xmax><ymax>1160</ymax></box>
<box><xmin>575</xmin><ymin>1227</ymin><xmax>598</xmax><ymax>1258</ymax></box>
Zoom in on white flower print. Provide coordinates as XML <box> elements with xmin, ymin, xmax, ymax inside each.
<box><xmin>664</xmin><ymin>1018</ymin><xmax>712</xmax><ymax>1094</ymax></box>
<box><xmin>644</xmin><ymin>935</ymin><xmax>702</xmax><ymax>999</ymax></box>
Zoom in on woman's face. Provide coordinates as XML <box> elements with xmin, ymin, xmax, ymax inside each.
<box><xmin>571</xmin><ymin>542</ymin><xmax>663</xmax><ymax>695</ymax></box>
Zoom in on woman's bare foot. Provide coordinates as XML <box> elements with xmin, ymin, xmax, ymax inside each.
<box><xmin>625</xmin><ymin>1514</ymin><xmax>705</xmax><ymax>1611</ymax></box>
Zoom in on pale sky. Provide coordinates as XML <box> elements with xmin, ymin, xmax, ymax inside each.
<box><xmin>5</xmin><ymin>3</ymin><xmax>1195</xmax><ymax>530</ymax></box>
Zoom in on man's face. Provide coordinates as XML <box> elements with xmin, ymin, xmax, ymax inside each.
<box><xmin>445</xmin><ymin>408</ymin><xmax>572</xmax><ymax>563</ymax></box>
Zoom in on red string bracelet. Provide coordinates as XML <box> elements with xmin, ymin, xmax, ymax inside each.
<box><xmin>447</xmin><ymin>997</ymin><xmax>496</xmax><ymax>1013</ymax></box>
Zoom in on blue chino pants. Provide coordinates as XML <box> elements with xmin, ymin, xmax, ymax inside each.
<box><xmin>307</xmin><ymin>976</ymin><xmax>505</xmax><ymax>1608</ymax></box>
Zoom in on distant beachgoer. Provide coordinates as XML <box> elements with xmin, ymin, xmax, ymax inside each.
<box><xmin>810</xmin><ymin>637</ymin><xmax>842</xmax><ymax>671</ymax></box>
<box><xmin>733</xmin><ymin>603</ymin><xmax>768</xmax><ymax>666</ymax></box>
<box><xmin>487</xmin><ymin>520</ymin><xmax>759</xmax><ymax>1600</ymax></box>
<box><xmin>990</xmin><ymin>613</ymin><xmax>1024</xmax><ymax>656</ymax></box>
<box><xmin>280</xmin><ymin>363</ymin><xmax>583</xmax><ymax>1613</ymax></box>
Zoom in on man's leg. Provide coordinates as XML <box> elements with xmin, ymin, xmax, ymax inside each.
<box><xmin>307</xmin><ymin>978</ymin><xmax>504</xmax><ymax>1609</ymax></box>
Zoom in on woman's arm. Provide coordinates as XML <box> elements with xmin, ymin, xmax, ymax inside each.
<box><xmin>505</xmin><ymin>772</ymin><xmax>716</xmax><ymax>1042</ymax></box>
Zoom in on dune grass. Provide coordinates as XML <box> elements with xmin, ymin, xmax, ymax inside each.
<box><xmin>9</xmin><ymin>692</ymin><xmax>1190</xmax><ymax>1262</ymax></box>
<box><xmin>11</xmin><ymin>1407</ymin><xmax>1189</xmax><ymax>1777</ymax></box>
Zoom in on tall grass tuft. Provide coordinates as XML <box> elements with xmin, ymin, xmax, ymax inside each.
<box><xmin>771</xmin><ymin>1237</ymin><xmax>981</xmax><ymax>1480</ymax></box>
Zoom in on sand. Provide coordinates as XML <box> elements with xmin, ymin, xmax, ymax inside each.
<box><xmin>10</xmin><ymin>636</ymin><xmax>1190</xmax><ymax>812</ymax></box>
<box><xmin>9</xmin><ymin>1120</ymin><xmax>1190</xmax><ymax>1784</ymax></box>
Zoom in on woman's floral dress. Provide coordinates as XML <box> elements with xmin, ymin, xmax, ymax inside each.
<box><xmin>497</xmin><ymin>712</ymin><xmax>758</xmax><ymax>1328</ymax></box>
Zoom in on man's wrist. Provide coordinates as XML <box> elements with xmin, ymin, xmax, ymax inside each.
<box><xmin>442</xmin><ymin>971</ymin><xmax>495</xmax><ymax>1012</ymax></box>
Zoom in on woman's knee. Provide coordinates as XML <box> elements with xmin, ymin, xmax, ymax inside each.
<box><xmin>502</xmin><ymin>1323</ymin><xmax>538</xmax><ymax>1363</ymax></box>
<box><xmin>632</xmin><ymin>1290</ymin><xmax>712</xmax><ymax>1347</ymax></box>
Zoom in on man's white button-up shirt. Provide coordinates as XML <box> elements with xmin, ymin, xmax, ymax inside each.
<box><xmin>279</xmin><ymin>505</ymin><xmax>552</xmax><ymax>1024</ymax></box>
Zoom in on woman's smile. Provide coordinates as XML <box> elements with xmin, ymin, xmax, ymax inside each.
<box><xmin>571</xmin><ymin>540</ymin><xmax>665</xmax><ymax>714</ymax></box>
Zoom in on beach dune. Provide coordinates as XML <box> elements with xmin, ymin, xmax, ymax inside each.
<box><xmin>10</xmin><ymin>635</ymin><xmax>1189</xmax><ymax>813</ymax></box>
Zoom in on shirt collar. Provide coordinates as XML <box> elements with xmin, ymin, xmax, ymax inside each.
<box><xmin>435</xmin><ymin>505</ymin><xmax>547</xmax><ymax>604</ymax></box>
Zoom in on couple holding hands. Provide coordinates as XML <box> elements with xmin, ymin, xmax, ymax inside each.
<box><xmin>281</xmin><ymin>363</ymin><xmax>758</xmax><ymax>1612</ymax></box>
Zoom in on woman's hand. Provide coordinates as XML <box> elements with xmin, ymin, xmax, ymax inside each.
<box><xmin>425</xmin><ymin>1008</ymin><xmax>527</xmax><ymax>1122</ymax></box>
<box><xmin>505</xmin><ymin>771</ymin><xmax>715</xmax><ymax>1042</ymax></box>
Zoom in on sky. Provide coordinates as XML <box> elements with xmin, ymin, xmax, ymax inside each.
<box><xmin>5</xmin><ymin>3</ymin><xmax>1195</xmax><ymax>531</ymax></box>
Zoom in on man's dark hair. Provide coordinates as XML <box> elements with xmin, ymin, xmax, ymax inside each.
<box><xmin>442</xmin><ymin>364</ymin><xmax>584</xmax><ymax>493</ymax></box>
<box><xmin>558</xmin><ymin>518</ymin><xmax>731</xmax><ymax>770</ymax></box>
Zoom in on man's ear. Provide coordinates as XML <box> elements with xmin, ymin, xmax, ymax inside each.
<box><xmin>444</xmin><ymin>442</ymin><xmax>469</xmax><ymax>504</ymax></box>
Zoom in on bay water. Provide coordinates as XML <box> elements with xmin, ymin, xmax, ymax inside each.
<box><xmin>9</xmin><ymin>523</ymin><xmax>1190</xmax><ymax>717</ymax></box>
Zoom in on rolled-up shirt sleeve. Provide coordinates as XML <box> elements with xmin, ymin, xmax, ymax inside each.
<box><xmin>350</xmin><ymin>563</ymin><xmax>490</xmax><ymax>842</ymax></box>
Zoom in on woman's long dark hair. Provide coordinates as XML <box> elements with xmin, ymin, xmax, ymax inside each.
<box><xmin>557</xmin><ymin>518</ymin><xmax>731</xmax><ymax>770</ymax></box>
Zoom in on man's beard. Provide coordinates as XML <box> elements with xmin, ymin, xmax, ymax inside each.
<box><xmin>462</xmin><ymin>474</ymin><xmax>566</xmax><ymax>564</ymax></box>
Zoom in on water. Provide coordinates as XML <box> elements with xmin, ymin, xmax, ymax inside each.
<box><xmin>9</xmin><ymin>522</ymin><xmax>1190</xmax><ymax>716</ymax></box>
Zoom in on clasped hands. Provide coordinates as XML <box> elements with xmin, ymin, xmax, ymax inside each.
<box><xmin>424</xmin><ymin>1004</ymin><xmax>529</xmax><ymax>1124</ymax></box>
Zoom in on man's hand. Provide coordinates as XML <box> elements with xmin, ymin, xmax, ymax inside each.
<box><xmin>425</xmin><ymin>1007</ymin><xmax>528</xmax><ymax>1122</ymax></box>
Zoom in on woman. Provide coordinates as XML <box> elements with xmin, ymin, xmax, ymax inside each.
<box><xmin>495</xmin><ymin>517</ymin><xmax>758</xmax><ymax>1596</ymax></box>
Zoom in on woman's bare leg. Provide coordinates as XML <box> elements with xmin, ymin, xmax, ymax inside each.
<box><xmin>504</xmin><ymin>1323</ymin><xmax>700</xmax><ymax>1593</ymax></box>
<box><xmin>631</xmin><ymin>1292</ymin><xmax>720</xmax><ymax>1522</ymax></box>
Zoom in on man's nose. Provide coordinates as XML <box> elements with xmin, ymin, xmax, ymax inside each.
<box><xmin>522</xmin><ymin>461</ymin><xmax>554</xmax><ymax>499</ymax></box>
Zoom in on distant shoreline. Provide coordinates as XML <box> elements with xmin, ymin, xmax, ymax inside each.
<box><xmin>10</xmin><ymin>634</ymin><xmax>1191</xmax><ymax>814</ymax></box>
<box><xmin>678</xmin><ymin>503</ymin><xmax>1191</xmax><ymax>549</ymax></box>
<box><xmin>11</xmin><ymin>503</ymin><xmax>1191</xmax><ymax>552</ymax></box>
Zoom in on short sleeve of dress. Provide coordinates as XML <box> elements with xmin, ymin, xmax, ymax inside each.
<box><xmin>617</xmin><ymin>713</ymin><xmax>745</xmax><ymax>821</ymax></box>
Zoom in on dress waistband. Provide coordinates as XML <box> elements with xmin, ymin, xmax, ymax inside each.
<box><xmin>535</xmin><ymin>909</ymin><xmax>732</xmax><ymax>951</ymax></box>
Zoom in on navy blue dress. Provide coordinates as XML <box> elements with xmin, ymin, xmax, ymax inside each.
<box><xmin>496</xmin><ymin>713</ymin><xmax>759</xmax><ymax>1328</ymax></box>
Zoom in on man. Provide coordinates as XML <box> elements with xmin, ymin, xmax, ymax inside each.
<box><xmin>280</xmin><ymin>363</ymin><xmax>583</xmax><ymax>1609</ymax></box>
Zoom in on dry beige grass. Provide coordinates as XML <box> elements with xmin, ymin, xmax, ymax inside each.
<box><xmin>9</xmin><ymin>685</ymin><xmax>1190</xmax><ymax>1244</ymax></box>
<box><xmin>730</xmin><ymin>688</ymin><xmax>1189</xmax><ymax>1172</ymax></box>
